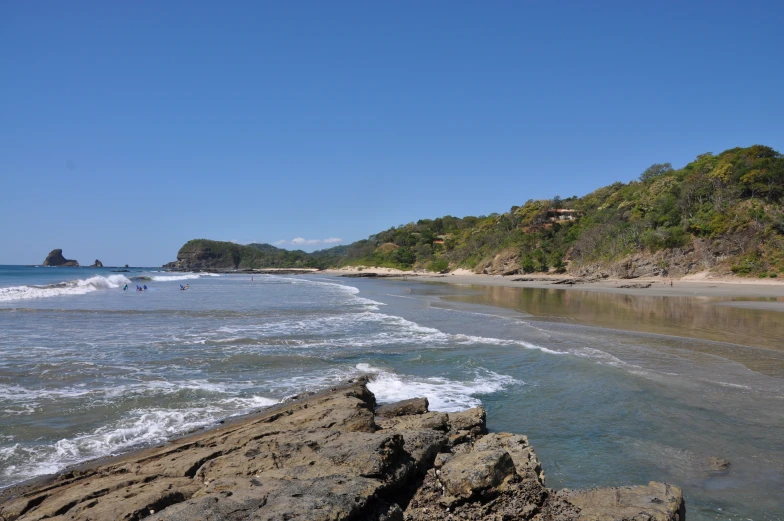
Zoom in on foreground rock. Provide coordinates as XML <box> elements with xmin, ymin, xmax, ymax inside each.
<box><xmin>0</xmin><ymin>379</ymin><xmax>684</xmax><ymax>520</ymax></box>
<box><xmin>42</xmin><ymin>249</ymin><xmax>78</xmax><ymax>267</ymax></box>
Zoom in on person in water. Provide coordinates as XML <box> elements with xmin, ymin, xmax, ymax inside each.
<box><xmin>180</xmin><ymin>285</ymin><xmax>184</xmax><ymax>290</ymax></box>
<box><xmin>143</xmin><ymin>285</ymin><xmax>147</xmax><ymax>290</ymax></box>
<box><xmin>123</xmin><ymin>284</ymin><xmax>128</xmax><ymax>291</ymax></box>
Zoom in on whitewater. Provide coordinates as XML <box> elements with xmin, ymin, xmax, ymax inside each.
<box><xmin>0</xmin><ymin>266</ymin><xmax>782</xmax><ymax>520</ymax></box>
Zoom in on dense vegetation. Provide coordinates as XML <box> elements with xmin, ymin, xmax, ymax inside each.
<box><xmin>170</xmin><ymin>240</ymin><xmax>348</xmax><ymax>270</ymax></box>
<box><xmin>333</xmin><ymin>145</ymin><xmax>784</xmax><ymax>277</ymax></box>
<box><xmin>172</xmin><ymin>145</ymin><xmax>784</xmax><ymax>277</ymax></box>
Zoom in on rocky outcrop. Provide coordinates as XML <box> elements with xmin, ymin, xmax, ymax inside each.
<box><xmin>474</xmin><ymin>248</ymin><xmax>521</xmax><ymax>276</ymax></box>
<box><xmin>42</xmin><ymin>249</ymin><xmax>78</xmax><ymax>267</ymax></box>
<box><xmin>0</xmin><ymin>379</ymin><xmax>685</xmax><ymax>521</ymax></box>
<box><xmin>165</xmin><ymin>242</ymin><xmax>241</xmax><ymax>270</ymax></box>
<box><xmin>90</xmin><ymin>259</ymin><xmax>103</xmax><ymax>268</ymax></box>
<box><xmin>562</xmin><ymin>483</ymin><xmax>686</xmax><ymax>521</ymax></box>
<box><xmin>572</xmin><ymin>238</ymin><xmax>741</xmax><ymax>279</ymax></box>
<box><xmin>377</xmin><ymin>398</ymin><xmax>430</xmax><ymax>418</ymax></box>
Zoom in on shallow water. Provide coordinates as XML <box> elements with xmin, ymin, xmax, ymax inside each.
<box><xmin>0</xmin><ymin>267</ymin><xmax>782</xmax><ymax>519</ymax></box>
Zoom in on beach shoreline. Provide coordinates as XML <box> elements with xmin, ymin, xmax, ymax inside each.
<box><xmin>323</xmin><ymin>266</ymin><xmax>784</xmax><ymax>308</ymax></box>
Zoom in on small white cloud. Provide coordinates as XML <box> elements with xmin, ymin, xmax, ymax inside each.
<box><xmin>278</xmin><ymin>237</ymin><xmax>344</xmax><ymax>246</ymax></box>
<box><xmin>291</xmin><ymin>237</ymin><xmax>321</xmax><ymax>245</ymax></box>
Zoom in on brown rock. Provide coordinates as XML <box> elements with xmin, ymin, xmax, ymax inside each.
<box><xmin>0</xmin><ymin>379</ymin><xmax>686</xmax><ymax>521</ymax></box>
<box><xmin>562</xmin><ymin>481</ymin><xmax>685</xmax><ymax>521</ymax></box>
<box><xmin>473</xmin><ymin>432</ymin><xmax>545</xmax><ymax>484</ymax></box>
<box><xmin>439</xmin><ymin>449</ymin><xmax>516</xmax><ymax>498</ymax></box>
<box><xmin>377</xmin><ymin>397</ymin><xmax>429</xmax><ymax>418</ymax></box>
<box><xmin>448</xmin><ymin>407</ymin><xmax>487</xmax><ymax>437</ymax></box>
<box><xmin>474</xmin><ymin>247</ymin><xmax>520</xmax><ymax>276</ymax></box>
<box><xmin>376</xmin><ymin>412</ymin><xmax>449</xmax><ymax>432</ymax></box>
<box><xmin>0</xmin><ymin>379</ymin><xmax>403</xmax><ymax>521</ymax></box>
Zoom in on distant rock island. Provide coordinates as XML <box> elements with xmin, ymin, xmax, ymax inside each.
<box><xmin>90</xmin><ymin>259</ymin><xmax>103</xmax><ymax>268</ymax></box>
<box><xmin>42</xmin><ymin>249</ymin><xmax>79</xmax><ymax>267</ymax></box>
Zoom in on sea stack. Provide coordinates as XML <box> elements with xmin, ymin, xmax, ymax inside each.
<box><xmin>90</xmin><ymin>259</ymin><xmax>103</xmax><ymax>268</ymax></box>
<box><xmin>42</xmin><ymin>249</ymin><xmax>79</xmax><ymax>267</ymax></box>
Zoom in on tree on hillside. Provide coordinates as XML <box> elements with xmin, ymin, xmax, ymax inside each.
<box><xmin>639</xmin><ymin>163</ymin><xmax>674</xmax><ymax>183</ymax></box>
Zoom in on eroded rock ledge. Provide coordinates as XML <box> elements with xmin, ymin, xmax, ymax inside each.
<box><xmin>0</xmin><ymin>378</ymin><xmax>685</xmax><ymax>520</ymax></box>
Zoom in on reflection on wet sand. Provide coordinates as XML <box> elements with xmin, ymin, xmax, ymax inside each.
<box><xmin>443</xmin><ymin>285</ymin><xmax>784</xmax><ymax>377</ymax></box>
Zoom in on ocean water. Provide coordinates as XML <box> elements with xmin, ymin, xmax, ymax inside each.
<box><xmin>0</xmin><ymin>266</ymin><xmax>782</xmax><ymax>519</ymax></box>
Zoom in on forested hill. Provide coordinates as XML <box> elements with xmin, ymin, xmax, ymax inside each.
<box><xmin>166</xmin><ymin>145</ymin><xmax>784</xmax><ymax>278</ymax></box>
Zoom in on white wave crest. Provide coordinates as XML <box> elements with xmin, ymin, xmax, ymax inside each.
<box><xmin>573</xmin><ymin>347</ymin><xmax>635</xmax><ymax>368</ymax></box>
<box><xmin>0</xmin><ymin>394</ymin><xmax>278</xmax><ymax>486</ymax></box>
<box><xmin>0</xmin><ymin>275</ymin><xmax>132</xmax><ymax>302</ymax></box>
<box><xmin>149</xmin><ymin>274</ymin><xmax>201</xmax><ymax>281</ymax></box>
<box><xmin>361</xmin><ymin>363</ymin><xmax>521</xmax><ymax>412</ymax></box>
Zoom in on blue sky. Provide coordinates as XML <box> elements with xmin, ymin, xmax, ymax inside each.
<box><xmin>1</xmin><ymin>1</ymin><xmax>782</xmax><ymax>266</ymax></box>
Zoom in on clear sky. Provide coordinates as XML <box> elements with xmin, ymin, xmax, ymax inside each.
<box><xmin>2</xmin><ymin>1</ymin><xmax>782</xmax><ymax>266</ymax></box>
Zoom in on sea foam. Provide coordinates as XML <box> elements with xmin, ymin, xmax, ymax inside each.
<box><xmin>0</xmin><ymin>275</ymin><xmax>132</xmax><ymax>302</ymax></box>
<box><xmin>359</xmin><ymin>363</ymin><xmax>520</xmax><ymax>412</ymax></box>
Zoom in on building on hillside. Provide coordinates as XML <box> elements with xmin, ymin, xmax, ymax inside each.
<box><xmin>547</xmin><ymin>209</ymin><xmax>579</xmax><ymax>222</ymax></box>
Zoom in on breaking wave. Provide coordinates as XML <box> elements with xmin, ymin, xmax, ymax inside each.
<box><xmin>359</xmin><ymin>363</ymin><xmax>521</xmax><ymax>412</ymax></box>
<box><xmin>0</xmin><ymin>275</ymin><xmax>132</xmax><ymax>302</ymax></box>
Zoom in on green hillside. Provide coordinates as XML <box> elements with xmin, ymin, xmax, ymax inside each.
<box><xmin>168</xmin><ymin>145</ymin><xmax>784</xmax><ymax>277</ymax></box>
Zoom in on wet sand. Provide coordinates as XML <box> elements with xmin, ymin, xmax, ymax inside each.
<box><xmin>401</xmin><ymin>273</ymin><xmax>784</xmax><ymax>377</ymax></box>
<box><xmin>416</xmin><ymin>273</ymin><xmax>784</xmax><ymax>304</ymax></box>
<box><xmin>325</xmin><ymin>267</ymin><xmax>784</xmax><ymax>306</ymax></box>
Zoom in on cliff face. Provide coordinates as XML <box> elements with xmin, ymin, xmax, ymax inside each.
<box><xmin>165</xmin><ymin>240</ymin><xmax>241</xmax><ymax>270</ymax></box>
<box><xmin>0</xmin><ymin>379</ymin><xmax>685</xmax><ymax>521</ymax></box>
<box><xmin>42</xmin><ymin>249</ymin><xmax>79</xmax><ymax>267</ymax></box>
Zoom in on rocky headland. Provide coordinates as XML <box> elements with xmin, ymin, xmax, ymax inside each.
<box><xmin>0</xmin><ymin>378</ymin><xmax>684</xmax><ymax>521</ymax></box>
<box><xmin>42</xmin><ymin>249</ymin><xmax>79</xmax><ymax>267</ymax></box>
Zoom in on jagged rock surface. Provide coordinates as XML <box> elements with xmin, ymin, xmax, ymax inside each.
<box><xmin>90</xmin><ymin>259</ymin><xmax>103</xmax><ymax>268</ymax></box>
<box><xmin>474</xmin><ymin>248</ymin><xmax>521</xmax><ymax>276</ymax></box>
<box><xmin>562</xmin><ymin>483</ymin><xmax>686</xmax><ymax>521</ymax></box>
<box><xmin>42</xmin><ymin>249</ymin><xmax>78</xmax><ymax>267</ymax></box>
<box><xmin>0</xmin><ymin>380</ymin><xmax>685</xmax><ymax>521</ymax></box>
<box><xmin>572</xmin><ymin>238</ymin><xmax>741</xmax><ymax>279</ymax></box>
<box><xmin>377</xmin><ymin>398</ymin><xmax>430</xmax><ymax>418</ymax></box>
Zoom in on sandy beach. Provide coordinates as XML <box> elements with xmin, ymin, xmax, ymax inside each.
<box><xmin>325</xmin><ymin>266</ymin><xmax>784</xmax><ymax>310</ymax></box>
